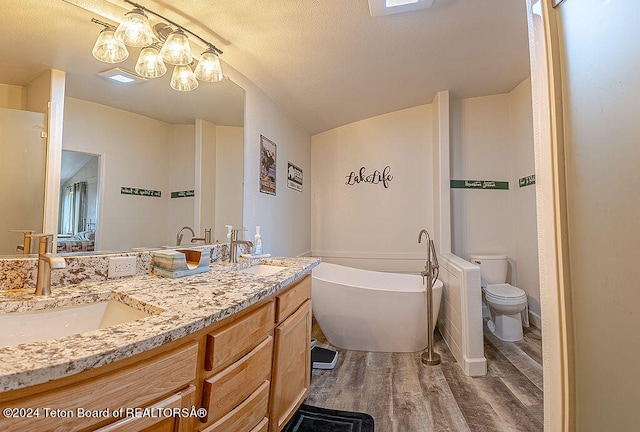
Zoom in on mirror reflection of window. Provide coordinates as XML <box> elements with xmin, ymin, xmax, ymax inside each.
<box><xmin>58</xmin><ymin>151</ymin><xmax>99</xmax><ymax>253</ymax></box>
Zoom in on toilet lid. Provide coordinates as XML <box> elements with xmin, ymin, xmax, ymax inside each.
<box><xmin>485</xmin><ymin>283</ymin><xmax>526</xmax><ymax>300</ymax></box>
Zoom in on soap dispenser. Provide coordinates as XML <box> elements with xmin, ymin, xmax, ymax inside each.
<box><xmin>254</xmin><ymin>226</ymin><xmax>263</xmax><ymax>255</ymax></box>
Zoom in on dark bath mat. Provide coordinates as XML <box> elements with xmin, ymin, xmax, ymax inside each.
<box><xmin>282</xmin><ymin>404</ymin><xmax>375</xmax><ymax>432</ymax></box>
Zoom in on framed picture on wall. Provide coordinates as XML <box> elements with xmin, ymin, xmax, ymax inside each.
<box><xmin>287</xmin><ymin>162</ymin><xmax>303</xmax><ymax>192</ymax></box>
<box><xmin>260</xmin><ymin>135</ymin><xmax>277</xmax><ymax>195</ymax></box>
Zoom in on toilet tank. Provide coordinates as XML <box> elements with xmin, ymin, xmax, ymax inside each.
<box><xmin>469</xmin><ymin>254</ymin><xmax>508</xmax><ymax>285</ymax></box>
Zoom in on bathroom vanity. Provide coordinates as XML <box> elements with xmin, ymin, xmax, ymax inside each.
<box><xmin>0</xmin><ymin>256</ymin><xmax>319</xmax><ymax>432</ymax></box>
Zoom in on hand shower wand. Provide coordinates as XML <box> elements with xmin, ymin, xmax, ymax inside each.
<box><xmin>418</xmin><ymin>229</ymin><xmax>441</xmax><ymax>366</ymax></box>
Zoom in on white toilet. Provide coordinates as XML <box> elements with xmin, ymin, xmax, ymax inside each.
<box><xmin>469</xmin><ymin>254</ymin><xmax>528</xmax><ymax>342</ymax></box>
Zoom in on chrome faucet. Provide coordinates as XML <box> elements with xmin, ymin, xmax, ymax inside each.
<box><xmin>176</xmin><ymin>226</ymin><xmax>195</xmax><ymax>246</ymax></box>
<box><xmin>229</xmin><ymin>229</ymin><xmax>253</xmax><ymax>263</ymax></box>
<box><xmin>9</xmin><ymin>230</ymin><xmax>35</xmax><ymax>254</ymax></box>
<box><xmin>191</xmin><ymin>228</ymin><xmax>212</xmax><ymax>244</ymax></box>
<box><xmin>34</xmin><ymin>234</ymin><xmax>66</xmax><ymax>296</ymax></box>
<box><xmin>418</xmin><ymin>229</ymin><xmax>439</xmax><ymax>282</ymax></box>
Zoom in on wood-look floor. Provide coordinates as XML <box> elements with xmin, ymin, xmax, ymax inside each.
<box><xmin>306</xmin><ymin>319</ymin><xmax>543</xmax><ymax>432</ymax></box>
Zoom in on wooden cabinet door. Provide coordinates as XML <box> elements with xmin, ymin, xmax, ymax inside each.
<box><xmin>269</xmin><ymin>300</ymin><xmax>311</xmax><ymax>432</ymax></box>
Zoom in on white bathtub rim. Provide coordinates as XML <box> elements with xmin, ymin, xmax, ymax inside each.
<box><xmin>312</xmin><ymin>262</ymin><xmax>443</xmax><ymax>293</ymax></box>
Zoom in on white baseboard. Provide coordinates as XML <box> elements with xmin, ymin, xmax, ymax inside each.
<box><xmin>528</xmin><ymin>310</ymin><xmax>542</xmax><ymax>329</ymax></box>
<box><xmin>464</xmin><ymin>355</ymin><xmax>487</xmax><ymax>377</ymax></box>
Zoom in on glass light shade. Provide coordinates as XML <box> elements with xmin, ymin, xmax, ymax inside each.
<box><xmin>114</xmin><ymin>8</ymin><xmax>154</xmax><ymax>47</ymax></box>
<box><xmin>170</xmin><ymin>65</ymin><xmax>199</xmax><ymax>92</ymax></box>
<box><xmin>194</xmin><ymin>50</ymin><xmax>223</xmax><ymax>82</ymax></box>
<box><xmin>135</xmin><ymin>47</ymin><xmax>167</xmax><ymax>78</ymax></box>
<box><xmin>92</xmin><ymin>29</ymin><xmax>129</xmax><ymax>63</ymax></box>
<box><xmin>160</xmin><ymin>28</ymin><xmax>193</xmax><ymax>65</ymax></box>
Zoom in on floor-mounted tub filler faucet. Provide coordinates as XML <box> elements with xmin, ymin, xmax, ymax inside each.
<box><xmin>33</xmin><ymin>234</ymin><xmax>66</xmax><ymax>296</ymax></box>
<box><xmin>176</xmin><ymin>226</ymin><xmax>196</xmax><ymax>246</ymax></box>
<box><xmin>418</xmin><ymin>229</ymin><xmax>440</xmax><ymax>366</ymax></box>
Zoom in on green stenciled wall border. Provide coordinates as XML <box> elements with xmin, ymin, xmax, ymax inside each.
<box><xmin>519</xmin><ymin>175</ymin><xmax>536</xmax><ymax>187</ymax></box>
<box><xmin>121</xmin><ymin>187</ymin><xmax>161</xmax><ymax>197</ymax></box>
<box><xmin>450</xmin><ymin>180</ymin><xmax>509</xmax><ymax>190</ymax></box>
<box><xmin>171</xmin><ymin>190</ymin><xmax>195</xmax><ymax>198</ymax></box>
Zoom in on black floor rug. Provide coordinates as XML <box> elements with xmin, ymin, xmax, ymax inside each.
<box><xmin>282</xmin><ymin>404</ymin><xmax>374</xmax><ymax>432</ymax></box>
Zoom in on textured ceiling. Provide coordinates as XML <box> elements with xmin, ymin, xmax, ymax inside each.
<box><xmin>2</xmin><ymin>0</ymin><xmax>530</xmax><ymax>134</ymax></box>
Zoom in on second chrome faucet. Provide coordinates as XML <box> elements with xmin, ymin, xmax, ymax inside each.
<box><xmin>229</xmin><ymin>229</ymin><xmax>253</xmax><ymax>263</ymax></box>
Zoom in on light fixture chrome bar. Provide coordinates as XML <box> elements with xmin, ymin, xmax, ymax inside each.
<box><xmin>122</xmin><ymin>0</ymin><xmax>223</xmax><ymax>55</ymax></box>
<box><xmin>91</xmin><ymin>18</ymin><xmax>117</xmax><ymax>31</ymax></box>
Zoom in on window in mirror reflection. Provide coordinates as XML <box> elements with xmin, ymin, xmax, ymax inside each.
<box><xmin>58</xmin><ymin>151</ymin><xmax>100</xmax><ymax>253</ymax></box>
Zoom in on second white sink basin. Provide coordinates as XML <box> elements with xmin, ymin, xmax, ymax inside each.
<box><xmin>0</xmin><ymin>299</ymin><xmax>154</xmax><ymax>347</ymax></box>
<box><xmin>238</xmin><ymin>264</ymin><xmax>286</xmax><ymax>276</ymax></box>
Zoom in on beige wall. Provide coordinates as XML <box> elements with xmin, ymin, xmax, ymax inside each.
<box><xmin>450</xmin><ymin>80</ymin><xmax>540</xmax><ymax>323</ymax></box>
<box><xmin>63</xmin><ymin>97</ymin><xmax>193</xmax><ymax>250</ymax></box>
<box><xmin>0</xmin><ymin>83</ymin><xmax>26</xmax><ymax>109</ymax></box>
<box><xmin>231</xmin><ymin>68</ymin><xmax>312</xmax><ymax>257</ymax></box>
<box><xmin>557</xmin><ymin>1</ymin><xmax>640</xmax><ymax>429</ymax></box>
<box><xmin>214</xmin><ymin>125</ymin><xmax>243</xmax><ymax>242</ymax></box>
<box><xmin>311</xmin><ymin>104</ymin><xmax>434</xmax><ymax>273</ymax></box>
<box><xmin>0</xmin><ymin>108</ymin><xmax>46</xmax><ymax>254</ymax></box>
<box><xmin>510</xmin><ymin>78</ymin><xmax>540</xmax><ymax>323</ymax></box>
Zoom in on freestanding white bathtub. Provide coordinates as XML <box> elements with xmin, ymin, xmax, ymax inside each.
<box><xmin>311</xmin><ymin>262</ymin><xmax>443</xmax><ymax>353</ymax></box>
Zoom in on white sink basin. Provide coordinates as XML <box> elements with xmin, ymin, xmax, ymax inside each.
<box><xmin>0</xmin><ymin>300</ymin><xmax>153</xmax><ymax>347</ymax></box>
<box><xmin>238</xmin><ymin>264</ymin><xmax>286</xmax><ymax>276</ymax></box>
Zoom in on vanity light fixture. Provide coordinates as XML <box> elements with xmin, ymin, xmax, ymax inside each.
<box><xmin>91</xmin><ymin>0</ymin><xmax>224</xmax><ymax>92</ymax></box>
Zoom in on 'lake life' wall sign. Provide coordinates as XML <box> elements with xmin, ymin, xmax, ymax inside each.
<box><xmin>345</xmin><ymin>166</ymin><xmax>393</xmax><ymax>188</ymax></box>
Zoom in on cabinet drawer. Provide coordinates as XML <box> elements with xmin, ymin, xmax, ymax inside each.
<box><xmin>0</xmin><ymin>342</ymin><xmax>198</xmax><ymax>432</ymax></box>
<box><xmin>275</xmin><ymin>276</ymin><xmax>311</xmax><ymax>324</ymax></box>
<box><xmin>250</xmin><ymin>417</ymin><xmax>269</xmax><ymax>432</ymax></box>
<box><xmin>95</xmin><ymin>385</ymin><xmax>195</xmax><ymax>432</ymax></box>
<box><xmin>205</xmin><ymin>302</ymin><xmax>275</xmax><ymax>372</ymax></box>
<box><xmin>201</xmin><ymin>380</ymin><xmax>270</xmax><ymax>432</ymax></box>
<box><xmin>201</xmin><ymin>336</ymin><xmax>273</xmax><ymax>424</ymax></box>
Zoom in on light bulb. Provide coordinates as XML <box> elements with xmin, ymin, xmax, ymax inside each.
<box><xmin>170</xmin><ymin>65</ymin><xmax>199</xmax><ymax>92</ymax></box>
<box><xmin>92</xmin><ymin>29</ymin><xmax>129</xmax><ymax>63</ymax></box>
<box><xmin>194</xmin><ymin>49</ymin><xmax>223</xmax><ymax>82</ymax></box>
<box><xmin>114</xmin><ymin>8</ymin><xmax>154</xmax><ymax>47</ymax></box>
<box><xmin>160</xmin><ymin>28</ymin><xmax>192</xmax><ymax>66</ymax></box>
<box><xmin>135</xmin><ymin>47</ymin><xmax>167</xmax><ymax>78</ymax></box>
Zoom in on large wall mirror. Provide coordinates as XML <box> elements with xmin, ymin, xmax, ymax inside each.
<box><xmin>0</xmin><ymin>0</ymin><xmax>244</xmax><ymax>255</ymax></box>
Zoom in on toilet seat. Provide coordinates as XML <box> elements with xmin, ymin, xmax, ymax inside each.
<box><xmin>484</xmin><ymin>283</ymin><xmax>526</xmax><ymax>303</ymax></box>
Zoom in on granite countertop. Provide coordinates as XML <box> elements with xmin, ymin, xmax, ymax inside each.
<box><xmin>0</xmin><ymin>257</ymin><xmax>321</xmax><ymax>393</ymax></box>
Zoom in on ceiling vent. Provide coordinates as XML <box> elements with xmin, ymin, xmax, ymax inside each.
<box><xmin>368</xmin><ymin>0</ymin><xmax>434</xmax><ymax>17</ymax></box>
